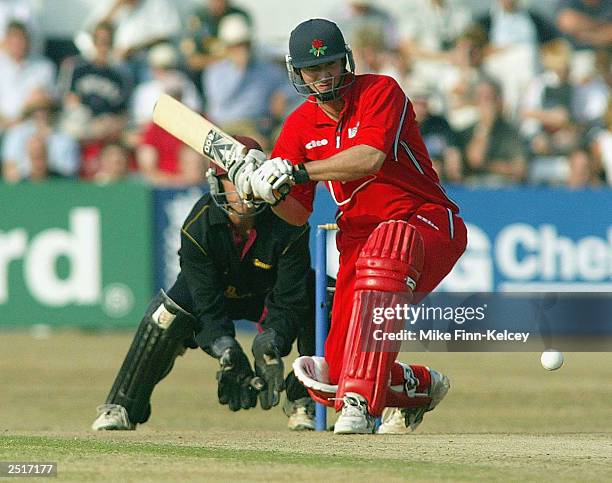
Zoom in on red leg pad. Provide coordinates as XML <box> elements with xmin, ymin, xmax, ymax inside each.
<box><xmin>335</xmin><ymin>221</ymin><xmax>425</xmax><ymax>416</ymax></box>
<box><xmin>306</xmin><ymin>364</ymin><xmax>432</xmax><ymax>409</ymax></box>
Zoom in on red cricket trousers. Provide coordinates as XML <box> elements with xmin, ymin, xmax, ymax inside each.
<box><xmin>325</xmin><ymin>203</ymin><xmax>467</xmax><ymax>384</ymax></box>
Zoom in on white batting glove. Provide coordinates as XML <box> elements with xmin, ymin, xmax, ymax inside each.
<box><xmin>250</xmin><ymin>158</ymin><xmax>294</xmax><ymax>205</ymax></box>
<box><xmin>228</xmin><ymin>149</ymin><xmax>267</xmax><ymax>200</ymax></box>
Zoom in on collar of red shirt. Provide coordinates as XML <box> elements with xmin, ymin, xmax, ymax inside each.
<box><xmin>313</xmin><ymin>73</ymin><xmax>356</xmax><ymax>127</ymax></box>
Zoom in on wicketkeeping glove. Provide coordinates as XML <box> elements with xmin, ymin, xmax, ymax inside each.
<box><xmin>251</xmin><ymin>329</ymin><xmax>286</xmax><ymax>410</ymax></box>
<box><xmin>212</xmin><ymin>337</ymin><xmax>261</xmax><ymax>411</ymax></box>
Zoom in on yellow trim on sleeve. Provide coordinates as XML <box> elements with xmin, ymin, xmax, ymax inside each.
<box><xmin>181</xmin><ymin>205</ymin><xmax>210</xmax><ymax>255</ymax></box>
<box><xmin>181</xmin><ymin>229</ymin><xmax>207</xmax><ymax>255</ymax></box>
<box><xmin>184</xmin><ymin>205</ymin><xmax>209</xmax><ymax>231</ymax></box>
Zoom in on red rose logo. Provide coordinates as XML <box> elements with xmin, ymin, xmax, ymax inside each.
<box><xmin>312</xmin><ymin>39</ymin><xmax>325</xmax><ymax>49</ymax></box>
<box><xmin>309</xmin><ymin>39</ymin><xmax>327</xmax><ymax>57</ymax></box>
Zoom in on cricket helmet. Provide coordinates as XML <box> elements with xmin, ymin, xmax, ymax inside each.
<box><xmin>286</xmin><ymin>19</ymin><xmax>355</xmax><ymax>102</ymax></box>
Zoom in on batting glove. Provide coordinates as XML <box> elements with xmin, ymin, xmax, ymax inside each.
<box><xmin>250</xmin><ymin>158</ymin><xmax>293</xmax><ymax>205</ymax></box>
<box><xmin>227</xmin><ymin>149</ymin><xmax>267</xmax><ymax>201</ymax></box>
<box><xmin>252</xmin><ymin>329</ymin><xmax>286</xmax><ymax>410</ymax></box>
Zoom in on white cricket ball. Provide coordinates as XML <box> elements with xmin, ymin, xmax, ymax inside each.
<box><xmin>541</xmin><ymin>349</ymin><xmax>564</xmax><ymax>371</ymax></box>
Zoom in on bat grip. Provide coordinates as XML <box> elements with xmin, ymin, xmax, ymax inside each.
<box><xmin>274</xmin><ymin>184</ymin><xmax>291</xmax><ymax>200</ymax></box>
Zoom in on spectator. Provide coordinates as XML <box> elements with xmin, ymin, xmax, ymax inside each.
<box><xmin>591</xmin><ymin>99</ymin><xmax>612</xmax><ymax>186</ymax></box>
<box><xmin>350</xmin><ymin>25</ymin><xmax>403</xmax><ymax>81</ymax></box>
<box><xmin>396</xmin><ymin>0</ymin><xmax>473</xmax><ymax>86</ymax></box>
<box><xmin>76</xmin><ymin>0</ymin><xmax>181</xmax><ymax>81</ymax></box>
<box><xmin>131</xmin><ymin>43</ymin><xmax>201</xmax><ymax>128</ymax></box>
<box><xmin>132</xmin><ymin>43</ymin><xmax>205</xmax><ymax>187</ymax></box>
<box><xmin>521</xmin><ymin>39</ymin><xmax>580</xmax><ymax>185</ymax></box>
<box><xmin>410</xmin><ymin>83</ymin><xmax>463</xmax><ymax>183</ymax></box>
<box><xmin>0</xmin><ymin>0</ymin><xmax>43</xmax><ymax>55</ymax></box>
<box><xmin>556</xmin><ymin>0</ymin><xmax>612</xmax><ymax>50</ymax></box>
<box><xmin>477</xmin><ymin>0</ymin><xmax>559</xmax><ymax>117</ymax></box>
<box><xmin>180</xmin><ymin>0</ymin><xmax>252</xmax><ymax>74</ymax></box>
<box><xmin>438</xmin><ymin>26</ymin><xmax>489</xmax><ymax>131</ymax></box>
<box><xmin>25</xmin><ymin>134</ymin><xmax>60</xmax><ymax>182</ymax></box>
<box><xmin>458</xmin><ymin>78</ymin><xmax>527</xmax><ymax>185</ymax></box>
<box><xmin>203</xmin><ymin>14</ymin><xmax>290</xmax><ymax>149</ymax></box>
<box><xmin>566</xmin><ymin>148</ymin><xmax>602</xmax><ymax>187</ymax></box>
<box><xmin>93</xmin><ymin>142</ymin><xmax>131</xmax><ymax>184</ymax></box>
<box><xmin>59</xmin><ymin>22</ymin><xmax>132</xmax><ymax>143</ymax></box>
<box><xmin>477</xmin><ymin>0</ymin><xmax>558</xmax><ymax>48</ymax></box>
<box><xmin>399</xmin><ymin>0</ymin><xmax>472</xmax><ymax>55</ymax></box>
<box><xmin>0</xmin><ymin>21</ymin><xmax>55</xmax><ymax>131</ymax></box>
<box><xmin>1</xmin><ymin>94</ymin><xmax>79</xmax><ymax>183</ymax></box>
<box><xmin>570</xmin><ymin>50</ymin><xmax>610</xmax><ymax>126</ymax></box>
<box><xmin>134</xmin><ymin>50</ymin><xmax>206</xmax><ymax>190</ymax></box>
<box><xmin>330</xmin><ymin>0</ymin><xmax>399</xmax><ymax>53</ymax></box>
<box><xmin>136</xmin><ymin>129</ymin><xmax>207</xmax><ymax>187</ymax></box>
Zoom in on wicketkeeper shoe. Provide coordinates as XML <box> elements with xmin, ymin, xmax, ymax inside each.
<box><xmin>334</xmin><ymin>393</ymin><xmax>375</xmax><ymax>434</ymax></box>
<box><xmin>284</xmin><ymin>397</ymin><xmax>315</xmax><ymax>431</ymax></box>
<box><xmin>378</xmin><ymin>369</ymin><xmax>450</xmax><ymax>434</ymax></box>
<box><xmin>91</xmin><ymin>404</ymin><xmax>135</xmax><ymax>431</ymax></box>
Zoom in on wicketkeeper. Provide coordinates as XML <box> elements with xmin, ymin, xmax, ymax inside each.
<box><xmin>92</xmin><ymin>136</ymin><xmax>316</xmax><ymax>432</ymax></box>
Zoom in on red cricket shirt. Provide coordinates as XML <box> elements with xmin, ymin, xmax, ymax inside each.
<box><xmin>272</xmin><ymin>74</ymin><xmax>459</xmax><ymax>239</ymax></box>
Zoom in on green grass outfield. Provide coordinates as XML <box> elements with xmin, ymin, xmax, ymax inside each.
<box><xmin>1</xmin><ymin>331</ymin><xmax>611</xmax><ymax>481</ymax></box>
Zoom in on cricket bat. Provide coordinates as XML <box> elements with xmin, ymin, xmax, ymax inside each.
<box><xmin>152</xmin><ymin>94</ymin><xmax>289</xmax><ymax>199</ymax></box>
<box><xmin>153</xmin><ymin>93</ymin><xmax>246</xmax><ymax>170</ymax></box>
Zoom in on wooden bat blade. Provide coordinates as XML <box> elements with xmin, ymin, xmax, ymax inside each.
<box><xmin>152</xmin><ymin>94</ymin><xmax>246</xmax><ymax>170</ymax></box>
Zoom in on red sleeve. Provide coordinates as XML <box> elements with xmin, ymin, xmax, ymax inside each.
<box><xmin>272</xmin><ymin>113</ymin><xmax>316</xmax><ymax>213</ymax></box>
<box><xmin>354</xmin><ymin>76</ymin><xmax>407</xmax><ymax>155</ymax></box>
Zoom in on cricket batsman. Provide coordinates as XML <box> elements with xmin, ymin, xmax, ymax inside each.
<box><xmin>228</xmin><ymin>20</ymin><xmax>467</xmax><ymax>434</ymax></box>
<box><xmin>92</xmin><ymin>136</ymin><xmax>317</xmax><ymax>432</ymax></box>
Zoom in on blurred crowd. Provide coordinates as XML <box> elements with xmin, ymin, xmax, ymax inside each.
<box><xmin>0</xmin><ymin>0</ymin><xmax>610</xmax><ymax>188</ymax></box>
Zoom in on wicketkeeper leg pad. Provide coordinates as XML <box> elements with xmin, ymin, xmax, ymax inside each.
<box><xmin>105</xmin><ymin>289</ymin><xmax>196</xmax><ymax>424</ymax></box>
<box><xmin>335</xmin><ymin>221</ymin><xmax>425</xmax><ymax>416</ymax></box>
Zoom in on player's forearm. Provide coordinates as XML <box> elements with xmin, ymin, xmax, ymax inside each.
<box><xmin>272</xmin><ymin>195</ymin><xmax>311</xmax><ymax>226</ymax></box>
<box><xmin>302</xmin><ymin>145</ymin><xmax>386</xmax><ymax>182</ymax></box>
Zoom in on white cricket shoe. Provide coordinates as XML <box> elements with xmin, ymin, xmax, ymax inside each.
<box><xmin>284</xmin><ymin>397</ymin><xmax>315</xmax><ymax>431</ymax></box>
<box><xmin>334</xmin><ymin>393</ymin><xmax>375</xmax><ymax>435</ymax></box>
<box><xmin>91</xmin><ymin>404</ymin><xmax>135</xmax><ymax>431</ymax></box>
<box><xmin>377</xmin><ymin>369</ymin><xmax>450</xmax><ymax>434</ymax></box>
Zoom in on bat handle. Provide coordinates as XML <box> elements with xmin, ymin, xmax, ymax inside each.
<box><xmin>274</xmin><ymin>184</ymin><xmax>291</xmax><ymax>200</ymax></box>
